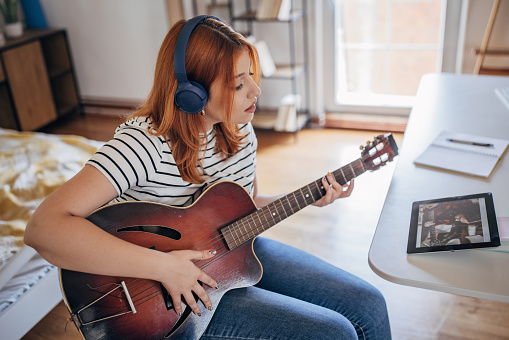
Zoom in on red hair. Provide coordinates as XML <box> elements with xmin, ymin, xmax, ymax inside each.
<box><xmin>130</xmin><ymin>18</ymin><xmax>261</xmax><ymax>183</ymax></box>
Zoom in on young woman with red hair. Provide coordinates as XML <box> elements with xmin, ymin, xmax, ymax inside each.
<box><xmin>25</xmin><ymin>17</ymin><xmax>391</xmax><ymax>339</ymax></box>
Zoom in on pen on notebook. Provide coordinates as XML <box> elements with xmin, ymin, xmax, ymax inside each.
<box><xmin>446</xmin><ymin>138</ymin><xmax>494</xmax><ymax>148</ymax></box>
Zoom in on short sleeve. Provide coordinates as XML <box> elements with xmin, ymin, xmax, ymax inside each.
<box><xmin>87</xmin><ymin>119</ymin><xmax>164</xmax><ymax>196</ymax></box>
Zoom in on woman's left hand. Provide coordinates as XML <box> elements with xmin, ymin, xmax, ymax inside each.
<box><xmin>312</xmin><ymin>173</ymin><xmax>354</xmax><ymax>207</ymax></box>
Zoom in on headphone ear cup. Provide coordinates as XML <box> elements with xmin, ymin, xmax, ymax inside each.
<box><xmin>174</xmin><ymin>80</ymin><xmax>208</xmax><ymax>114</ymax></box>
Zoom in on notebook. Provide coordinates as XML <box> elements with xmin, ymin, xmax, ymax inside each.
<box><xmin>414</xmin><ymin>131</ymin><xmax>509</xmax><ymax>178</ymax></box>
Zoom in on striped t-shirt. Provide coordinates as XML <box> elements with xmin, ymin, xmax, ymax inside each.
<box><xmin>87</xmin><ymin>116</ymin><xmax>257</xmax><ymax>207</ymax></box>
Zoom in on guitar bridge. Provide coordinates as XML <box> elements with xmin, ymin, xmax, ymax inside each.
<box><xmin>75</xmin><ymin>280</ymin><xmax>137</xmax><ymax>326</ymax></box>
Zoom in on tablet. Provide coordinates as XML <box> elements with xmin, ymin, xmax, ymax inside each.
<box><xmin>407</xmin><ymin>192</ymin><xmax>500</xmax><ymax>254</ymax></box>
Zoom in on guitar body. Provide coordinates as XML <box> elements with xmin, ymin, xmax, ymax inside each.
<box><xmin>60</xmin><ymin>182</ymin><xmax>263</xmax><ymax>340</ymax></box>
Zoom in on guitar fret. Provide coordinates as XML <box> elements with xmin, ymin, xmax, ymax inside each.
<box><xmin>308</xmin><ymin>186</ymin><xmax>315</xmax><ymax>201</ymax></box>
<box><xmin>284</xmin><ymin>196</ymin><xmax>294</xmax><ymax>214</ymax></box>
<box><xmin>230</xmin><ymin>224</ymin><xmax>239</xmax><ymax>247</ymax></box>
<box><xmin>266</xmin><ymin>205</ymin><xmax>277</xmax><ymax>224</ymax></box>
<box><xmin>269</xmin><ymin>204</ymin><xmax>279</xmax><ymax>223</ymax></box>
<box><xmin>223</xmin><ymin>225</ymin><xmax>234</xmax><ymax>248</ymax></box>
<box><xmin>294</xmin><ymin>192</ymin><xmax>304</xmax><ymax>210</ymax></box>
<box><xmin>265</xmin><ymin>207</ymin><xmax>277</xmax><ymax>224</ymax></box>
<box><xmin>250</xmin><ymin>213</ymin><xmax>261</xmax><ymax>237</ymax></box>
<box><xmin>349</xmin><ymin>163</ymin><xmax>356</xmax><ymax>177</ymax></box>
<box><xmin>259</xmin><ymin>208</ymin><xmax>272</xmax><ymax>232</ymax></box>
<box><xmin>313</xmin><ymin>180</ymin><xmax>324</xmax><ymax>200</ymax></box>
<box><xmin>300</xmin><ymin>188</ymin><xmax>308</xmax><ymax>205</ymax></box>
<box><xmin>346</xmin><ymin>166</ymin><xmax>354</xmax><ymax>181</ymax></box>
<box><xmin>233</xmin><ymin>222</ymin><xmax>242</xmax><ymax>244</ymax></box>
<box><xmin>240</xmin><ymin>219</ymin><xmax>250</xmax><ymax>242</ymax></box>
<box><xmin>340</xmin><ymin>168</ymin><xmax>347</xmax><ymax>185</ymax></box>
<box><xmin>255</xmin><ymin>211</ymin><xmax>264</xmax><ymax>233</ymax></box>
<box><xmin>254</xmin><ymin>212</ymin><xmax>266</xmax><ymax>234</ymax></box>
<box><xmin>278</xmin><ymin>199</ymin><xmax>289</xmax><ymax>219</ymax></box>
<box><xmin>247</xmin><ymin>214</ymin><xmax>256</xmax><ymax>239</ymax></box>
<box><xmin>234</xmin><ymin>222</ymin><xmax>243</xmax><ymax>245</ymax></box>
<box><xmin>288</xmin><ymin>194</ymin><xmax>296</xmax><ymax>211</ymax></box>
<box><xmin>240</xmin><ymin>220</ymin><xmax>248</xmax><ymax>243</ymax></box>
<box><xmin>358</xmin><ymin>159</ymin><xmax>366</xmax><ymax>172</ymax></box>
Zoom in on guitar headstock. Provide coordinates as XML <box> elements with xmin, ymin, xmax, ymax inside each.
<box><xmin>360</xmin><ymin>133</ymin><xmax>399</xmax><ymax>171</ymax></box>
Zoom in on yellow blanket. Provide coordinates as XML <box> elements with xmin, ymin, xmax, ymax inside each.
<box><xmin>0</xmin><ymin>128</ymin><xmax>103</xmax><ymax>247</ymax></box>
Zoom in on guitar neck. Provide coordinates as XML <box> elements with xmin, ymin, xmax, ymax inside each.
<box><xmin>221</xmin><ymin>158</ymin><xmax>366</xmax><ymax>250</ymax></box>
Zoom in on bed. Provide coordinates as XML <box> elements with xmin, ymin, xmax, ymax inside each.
<box><xmin>0</xmin><ymin>127</ymin><xmax>103</xmax><ymax>339</ymax></box>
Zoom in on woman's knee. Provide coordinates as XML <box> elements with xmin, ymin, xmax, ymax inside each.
<box><xmin>352</xmin><ymin>284</ymin><xmax>392</xmax><ymax>339</ymax></box>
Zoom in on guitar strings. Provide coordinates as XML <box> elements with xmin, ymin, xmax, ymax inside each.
<box><xmin>179</xmin><ymin>151</ymin><xmax>376</xmax><ymax>253</ymax></box>
<box><xmin>183</xmin><ymin>151</ymin><xmax>383</xmax><ymax>258</ymax></box>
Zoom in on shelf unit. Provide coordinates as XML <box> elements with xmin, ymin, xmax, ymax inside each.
<box><xmin>0</xmin><ymin>29</ymin><xmax>80</xmax><ymax>131</ymax></box>
<box><xmin>229</xmin><ymin>0</ymin><xmax>310</xmax><ymax>132</ymax></box>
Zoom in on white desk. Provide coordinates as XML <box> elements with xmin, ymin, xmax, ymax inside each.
<box><xmin>369</xmin><ymin>73</ymin><xmax>509</xmax><ymax>303</ymax></box>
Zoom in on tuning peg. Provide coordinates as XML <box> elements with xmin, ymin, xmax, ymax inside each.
<box><xmin>366</xmin><ymin>141</ymin><xmax>371</xmax><ymax>146</ymax></box>
<box><xmin>360</xmin><ymin>145</ymin><xmax>364</xmax><ymax>150</ymax></box>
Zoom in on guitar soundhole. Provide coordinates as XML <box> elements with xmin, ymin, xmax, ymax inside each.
<box><xmin>117</xmin><ymin>225</ymin><xmax>182</xmax><ymax>240</ymax></box>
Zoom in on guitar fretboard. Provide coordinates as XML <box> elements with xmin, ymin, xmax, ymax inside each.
<box><xmin>221</xmin><ymin>158</ymin><xmax>366</xmax><ymax>250</ymax></box>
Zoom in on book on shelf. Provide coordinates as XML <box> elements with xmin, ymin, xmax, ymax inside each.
<box><xmin>414</xmin><ymin>131</ymin><xmax>509</xmax><ymax>178</ymax></box>
<box><xmin>256</xmin><ymin>0</ymin><xmax>277</xmax><ymax>19</ymax></box>
<box><xmin>256</xmin><ymin>0</ymin><xmax>291</xmax><ymax>20</ymax></box>
<box><xmin>277</xmin><ymin>0</ymin><xmax>291</xmax><ymax>20</ymax></box>
<box><xmin>253</xmin><ymin>40</ymin><xmax>276</xmax><ymax>78</ymax></box>
<box><xmin>274</xmin><ymin>94</ymin><xmax>301</xmax><ymax>132</ymax></box>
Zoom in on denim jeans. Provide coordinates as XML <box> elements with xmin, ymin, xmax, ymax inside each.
<box><xmin>201</xmin><ymin>237</ymin><xmax>391</xmax><ymax>340</ymax></box>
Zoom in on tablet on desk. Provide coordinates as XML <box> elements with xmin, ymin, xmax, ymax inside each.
<box><xmin>407</xmin><ymin>193</ymin><xmax>500</xmax><ymax>254</ymax></box>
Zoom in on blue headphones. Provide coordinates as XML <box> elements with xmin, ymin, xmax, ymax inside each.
<box><xmin>174</xmin><ymin>15</ymin><xmax>220</xmax><ymax>114</ymax></box>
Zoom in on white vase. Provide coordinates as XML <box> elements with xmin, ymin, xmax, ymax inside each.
<box><xmin>4</xmin><ymin>22</ymin><xmax>23</xmax><ymax>39</ymax></box>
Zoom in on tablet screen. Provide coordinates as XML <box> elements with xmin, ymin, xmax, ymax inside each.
<box><xmin>407</xmin><ymin>193</ymin><xmax>500</xmax><ymax>253</ymax></box>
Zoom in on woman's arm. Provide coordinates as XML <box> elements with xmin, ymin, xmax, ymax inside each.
<box><xmin>24</xmin><ymin>164</ymin><xmax>217</xmax><ymax>316</ymax></box>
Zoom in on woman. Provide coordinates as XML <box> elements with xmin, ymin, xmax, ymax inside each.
<box><xmin>25</xmin><ymin>16</ymin><xmax>391</xmax><ymax>339</ymax></box>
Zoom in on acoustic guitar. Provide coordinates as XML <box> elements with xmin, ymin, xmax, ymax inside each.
<box><xmin>60</xmin><ymin>133</ymin><xmax>398</xmax><ymax>339</ymax></box>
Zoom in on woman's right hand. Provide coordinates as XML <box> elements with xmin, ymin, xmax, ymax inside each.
<box><xmin>160</xmin><ymin>249</ymin><xmax>218</xmax><ymax>316</ymax></box>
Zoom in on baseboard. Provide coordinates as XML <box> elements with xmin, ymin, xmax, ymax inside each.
<box><xmin>324</xmin><ymin>113</ymin><xmax>408</xmax><ymax>133</ymax></box>
<box><xmin>79</xmin><ymin>100</ymin><xmax>408</xmax><ymax>134</ymax></box>
<box><xmin>81</xmin><ymin>97</ymin><xmax>141</xmax><ymax>116</ymax></box>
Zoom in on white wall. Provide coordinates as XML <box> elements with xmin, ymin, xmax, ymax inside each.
<box><xmin>39</xmin><ymin>0</ymin><xmax>169</xmax><ymax>104</ymax></box>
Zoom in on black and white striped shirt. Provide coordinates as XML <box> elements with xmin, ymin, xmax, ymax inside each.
<box><xmin>87</xmin><ymin>116</ymin><xmax>257</xmax><ymax>207</ymax></box>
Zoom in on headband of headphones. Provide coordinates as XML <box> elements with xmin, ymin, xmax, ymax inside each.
<box><xmin>174</xmin><ymin>15</ymin><xmax>220</xmax><ymax>114</ymax></box>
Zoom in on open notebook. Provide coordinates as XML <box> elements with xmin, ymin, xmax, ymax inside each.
<box><xmin>414</xmin><ymin>131</ymin><xmax>509</xmax><ymax>178</ymax></box>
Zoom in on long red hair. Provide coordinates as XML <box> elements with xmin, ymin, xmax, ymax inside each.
<box><xmin>130</xmin><ymin>17</ymin><xmax>261</xmax><ymax>183</ymax></box>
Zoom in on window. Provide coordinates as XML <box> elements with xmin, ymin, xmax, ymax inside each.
<box><xmin>334</xmin><ymin>0</ymin><xmax>444</xmax><ymax>110</ymax></box>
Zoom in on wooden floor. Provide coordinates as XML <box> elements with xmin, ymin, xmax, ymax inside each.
<box><xmin>23</xmin><ymin>113</ymin><xmax>509</xmax><ymax>340</ymax></box>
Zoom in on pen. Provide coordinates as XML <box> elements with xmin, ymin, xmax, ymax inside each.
<box><xmin>446</xmin><ymin>138</ymin><xmax>494</xmax><ymax>147</ymax></box>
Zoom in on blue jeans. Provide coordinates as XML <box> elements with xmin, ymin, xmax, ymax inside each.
<box><xmin>201</xmin><ymin>237</ymin><xmax>391</xmax><ymax>339</ymax></box>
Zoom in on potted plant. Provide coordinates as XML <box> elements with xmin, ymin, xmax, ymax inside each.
<box><xmin>0</xmin><ymin>0</ymin><xmax>23</xmax><ymax>38</ymax></box>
